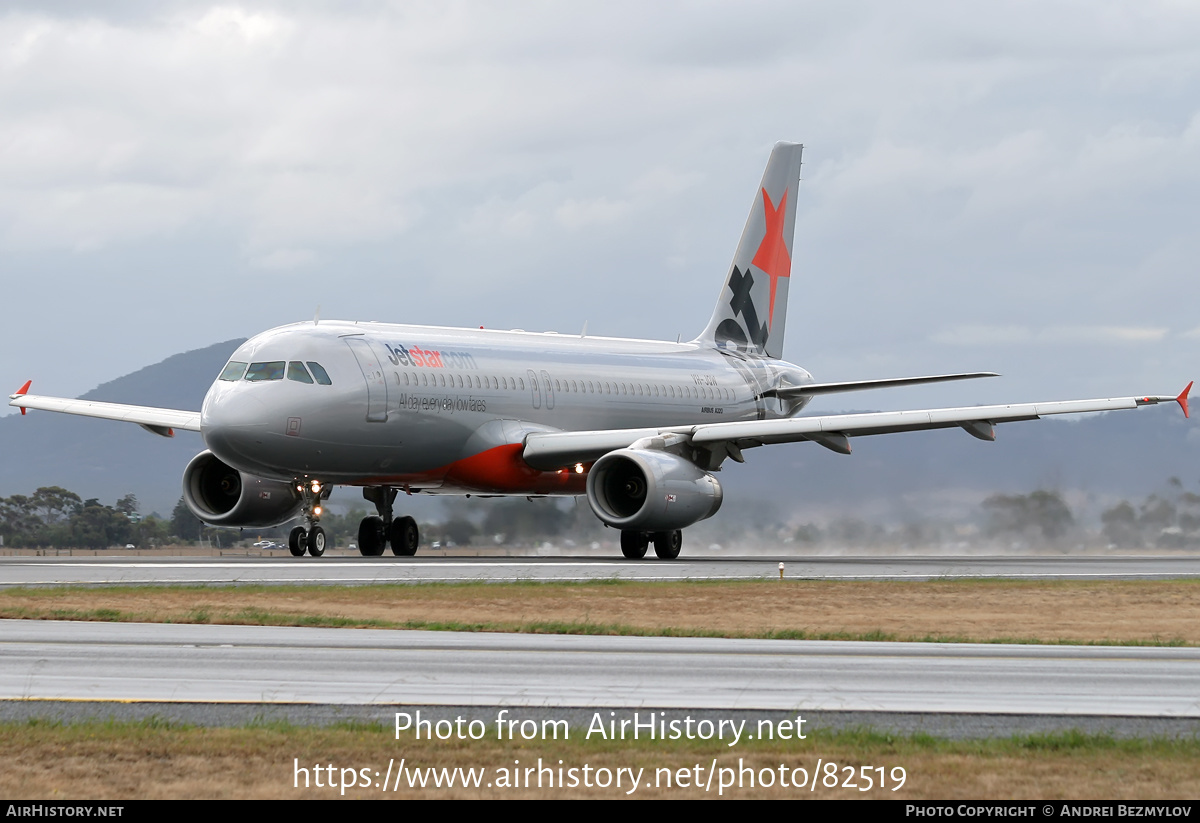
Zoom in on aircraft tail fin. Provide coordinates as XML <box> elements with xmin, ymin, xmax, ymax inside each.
<box><xmin>695</xmin><ymin>142</ymin><xmax>803</xmax><ymax>359</ymax></box>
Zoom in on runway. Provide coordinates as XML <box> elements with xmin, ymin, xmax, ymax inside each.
<box><xmin>4</xmin><ymin>556</ymin><xmax>1198</xmax><ymax>736</ymax></box>
<box><xmin>2</xmin><ymin>553</ymin><xmax>1199</xmax><ymax>587</ymax></box>
<box><xmin>4</xmin><ymin>620</ymin><xmax>1200</xmax><ymax>717</ymax></box>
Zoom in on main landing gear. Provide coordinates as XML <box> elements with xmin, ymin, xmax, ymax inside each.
<box><xmin>289</xmin><ymin>478</ymin><xmax>331</xmax><ymax>557</ymax></box>
<box><xmin>359</xmin><ymin>486</ymin><xmax>420</xmax><ymax>557</ymax></box>
<box><xmin>620</xmin><ymin>529</ymin><xmax>683</xmax><ymax>560</ymax></box>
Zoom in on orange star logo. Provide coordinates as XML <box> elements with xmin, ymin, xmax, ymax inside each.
<box><xmin>750</xmin><ymin>187</ymin><xmax>791</xmax><ymax>329</ymax></box>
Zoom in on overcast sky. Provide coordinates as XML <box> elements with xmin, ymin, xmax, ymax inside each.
<box><xmin>1</xmin><ymin>1</ymin><xmax>1197</xmax><ymax>414</ymax></box>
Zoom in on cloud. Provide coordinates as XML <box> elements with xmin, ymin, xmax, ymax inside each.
<box><xmin>931</xmin><ymin>325</ymin><xmax>1171</xmax><ymax>346</ymax></box>
<box><xmin>250</xmin><ymin>247</ymin><xmax>316</xmax><ymax>270</ymax></box>
<box><xmin>1</xmin><ymin>1</ymin><xmax>1198</xmax><ymax>402</ymax></box>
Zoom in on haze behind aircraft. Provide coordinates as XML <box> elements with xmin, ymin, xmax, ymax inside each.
<box><xmin>9</xmin><ymin>143</ymin><xmax>1192</xmax><ymax>559</ymax></box>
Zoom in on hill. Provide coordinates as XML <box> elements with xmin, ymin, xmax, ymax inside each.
<box><xmin>0</xmin><ymin>341</ymin><xmax>244</xmax><ymax>516</ymax></box>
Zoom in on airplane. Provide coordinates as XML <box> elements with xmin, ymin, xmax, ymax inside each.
<box><xmin>8</xmin><ymin>142</ymin><xmax>1192</xmax><ymax>560</ymax></box>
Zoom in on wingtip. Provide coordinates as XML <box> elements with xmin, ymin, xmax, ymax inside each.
<box><xmin>1177</xmin><ymin>381</ymin><xmax>1192</xmax><ymax>419</ymax></box>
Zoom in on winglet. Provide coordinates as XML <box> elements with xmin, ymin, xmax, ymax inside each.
<box><xmin>13</xmin><ymin>380</ymin><xmax>31</xmax><ymax>415</ymax></box>
<box><xmin>1177</xmin><ymin>381</ymin><xmax>1192</xmax><ymax>419</ymax></box>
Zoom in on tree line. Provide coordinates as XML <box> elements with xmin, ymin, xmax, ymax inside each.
<box><xmin>785</xmin><ymin>479</ymin><xmax>1200</xmax><ymax>549</ymax></box>
<box><xmin>0</xmin><ymin>487</ymin><xmax>200</xmax><ymax>549</ymax></box>
<box><xmin>5</xmin><ymin>479</ymin><xmax>1198</xmax><ymax>551</ymax></box>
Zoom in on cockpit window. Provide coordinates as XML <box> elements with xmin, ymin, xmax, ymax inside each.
<box><xmin>244</xmin><ymin>361</ymin><xmax>286</xmax><ymax>381</ymax></box>
<box><xmin>287</xmin><ymin>361</ymin><xmax>314</xmax><ymax>384</ymax></box>
<box><xmin>306</xmin><ymin>361</ymin><xmax>333</xmax><ymax>385</ymax></box>
<box><xmin>218</xmin><ymin>361</ymin><xmax>248</xmax><ymax>382</ymax></box>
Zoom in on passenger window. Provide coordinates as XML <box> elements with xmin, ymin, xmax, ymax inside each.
<box><xmin>306</xmin><ymin>362</ymin><xmax>333</xmax><ymax>385</ymax></box>
<box><xmin>287</xmin><ymin>362</ymin><xmax>314</xmax><ymax>384</ymax></box>
<box><xmin>219</xmin><ymin>361</ymin><xmax>247</xmax><ymax>381</ymax></box>
<box><xmin>404</xmin><ymin>373</ymin><xmax>410</xmax><ymax>386</ymax></box>
<box><xmin>245</xmin><ymin>361</ymin><xmax>285</xmax><ymax>381</ymax></box>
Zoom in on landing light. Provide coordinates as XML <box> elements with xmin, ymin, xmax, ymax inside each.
<box><xmin>313</xmin><ymin>506</ymin><xmax>322</xmax><ymax>517</ymax></box>
<box><xmin>311</xmin><ymin>481</ymin><xmax>321</xmax><ymax>494</ymax></box>
<box><xmin>574</xmin><ymin>463</ymin><xmax>584</xmax><ymax>474</ymax></box>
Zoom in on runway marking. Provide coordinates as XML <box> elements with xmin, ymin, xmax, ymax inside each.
<box><xmin>2</xmin><ymin>573</ymin><xmax>1195</xmax><ymax>582</ymax></box>
<box><xmin>0</xmin><ymin>576</ymin><xmax>765</xmax><ymax>586</ymax></box>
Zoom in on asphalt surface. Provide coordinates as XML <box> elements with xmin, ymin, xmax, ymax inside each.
<box><xmin>3</xmin><ymin>620</ymin><xmax>1200</xmax><ymax>726</ymax></box>
<box><xmin>4</xmin><ymin>554</ymin><xmax>1198</xmax><ymax>737</ymax></box>
<box><xmin>3</xmin><ymin>553</ymin><xmax>1200</xmax><ymax>586</ymax></box>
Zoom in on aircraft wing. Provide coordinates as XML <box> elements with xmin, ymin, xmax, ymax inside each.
<box><xmin>521</xmin><ymin>384</ymin><xmax>1192</xmax><ymax>469</ymax></box>
<box><xmin>764</xmin><ymin>371</ymin><xmax>999</xmax><ymax>398</ymax></box>
<box><xmin>8</xmin><ymin>382</ymin><xmax>200</xmax><ymax>438</ymax></box>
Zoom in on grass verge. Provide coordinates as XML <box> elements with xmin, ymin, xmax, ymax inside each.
<box><xmin>2</xmin><ymin>719</ymin><xmax>1199</xmax><ymax>799</ymax></box>
<box><xmin>2</xmin><ymin>578</ymin><xmax>1200</xmax><ymax>645</ymax></box>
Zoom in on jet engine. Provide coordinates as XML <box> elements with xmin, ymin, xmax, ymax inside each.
<box><xmin>182</xmin><ymin>450</ymin><xmax>302</xmax><ymax>528</ymax></box>
<box><xmin>586</xmin><ymin>449</ymin><xmax>723</xmax><ymax>531</ymax></box>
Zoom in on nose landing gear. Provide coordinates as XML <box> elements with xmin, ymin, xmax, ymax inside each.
<box><xmin>288</xmin><ymin>479</ymin><xmax>331</xmax><ymax>557</ymax></box>
<box><xmin>360</xmin><ymin>486</ymin><xmax>421</xmax><ymax>557</ymax></box>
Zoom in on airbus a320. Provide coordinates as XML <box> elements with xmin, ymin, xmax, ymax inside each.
<box><xmin>9</xmin><ymin>143</ymin><xmax>1191</xmax><ymax>559</ymax></box>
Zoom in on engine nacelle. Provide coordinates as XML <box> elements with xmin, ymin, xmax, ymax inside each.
<box><xmin>182</xmin><ymin>450</ymin><xmax>302</xmax><ymax>528</ymax></box>
<box><xmin>586</xmin><ymin>449</ymin><xmax>723</xmax><ymax>531</ymax></box>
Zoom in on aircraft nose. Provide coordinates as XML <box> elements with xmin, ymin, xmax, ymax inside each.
<box><xmin>201</xmin><ymin>387</ymin><xmax>272</xmax><ymax>466</ymax></box>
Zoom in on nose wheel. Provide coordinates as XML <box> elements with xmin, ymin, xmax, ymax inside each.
<box><xmin>288</xmin><ymin>526</ymin><xmax>307</xmax><ymax>556</ymax></box>
<box><xmin>290</xmin><ymin>479</ymin><xmax>331</xmax><ymax>557</ymax></box>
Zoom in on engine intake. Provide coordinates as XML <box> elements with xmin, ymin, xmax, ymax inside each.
<box><xmin>183</xmin><ymin>450</ymin><xmax>302</xmax><ymax>528</ymax></box>
<box><xmin>586</xmin><ymin>449</ymin><xmax>722</xmax><ymax>531</ymax></box>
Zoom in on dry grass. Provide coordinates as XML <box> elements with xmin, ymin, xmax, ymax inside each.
<box><xmin>6</xmin><ymin>580</ymin><xmax>1200</xmax><ymax>799</ymax></box>
<box><xmin>2</xmin><ymin>579</ymin><xmax>1200</xmax><ymax>644</ymax></box>
<box><xmin>3</xmin><ymin>722</ymin><xmax>1199</xmax><ymax>800</ymax></box>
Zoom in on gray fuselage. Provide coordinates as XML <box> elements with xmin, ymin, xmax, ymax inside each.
<box><xmin>200</xmin><ymin>321</ymin><xmax>813</xmax><ymax>492</ymax></box>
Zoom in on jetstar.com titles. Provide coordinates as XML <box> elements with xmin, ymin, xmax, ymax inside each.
<box><xmin>382</xmin><ymin>342</ymin><xmax>477</xmax><ymax>370</ymax></box>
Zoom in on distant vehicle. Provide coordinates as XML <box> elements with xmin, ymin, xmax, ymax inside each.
<box><xmin>124</xmin><ymin>544</ymin><xmax>135</xmax><ymax>549</ymax></box>
<box><xmin>9</xmin><ymin>143</ymin><xmax>1191</xmax><ymax>561</ymax></box>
